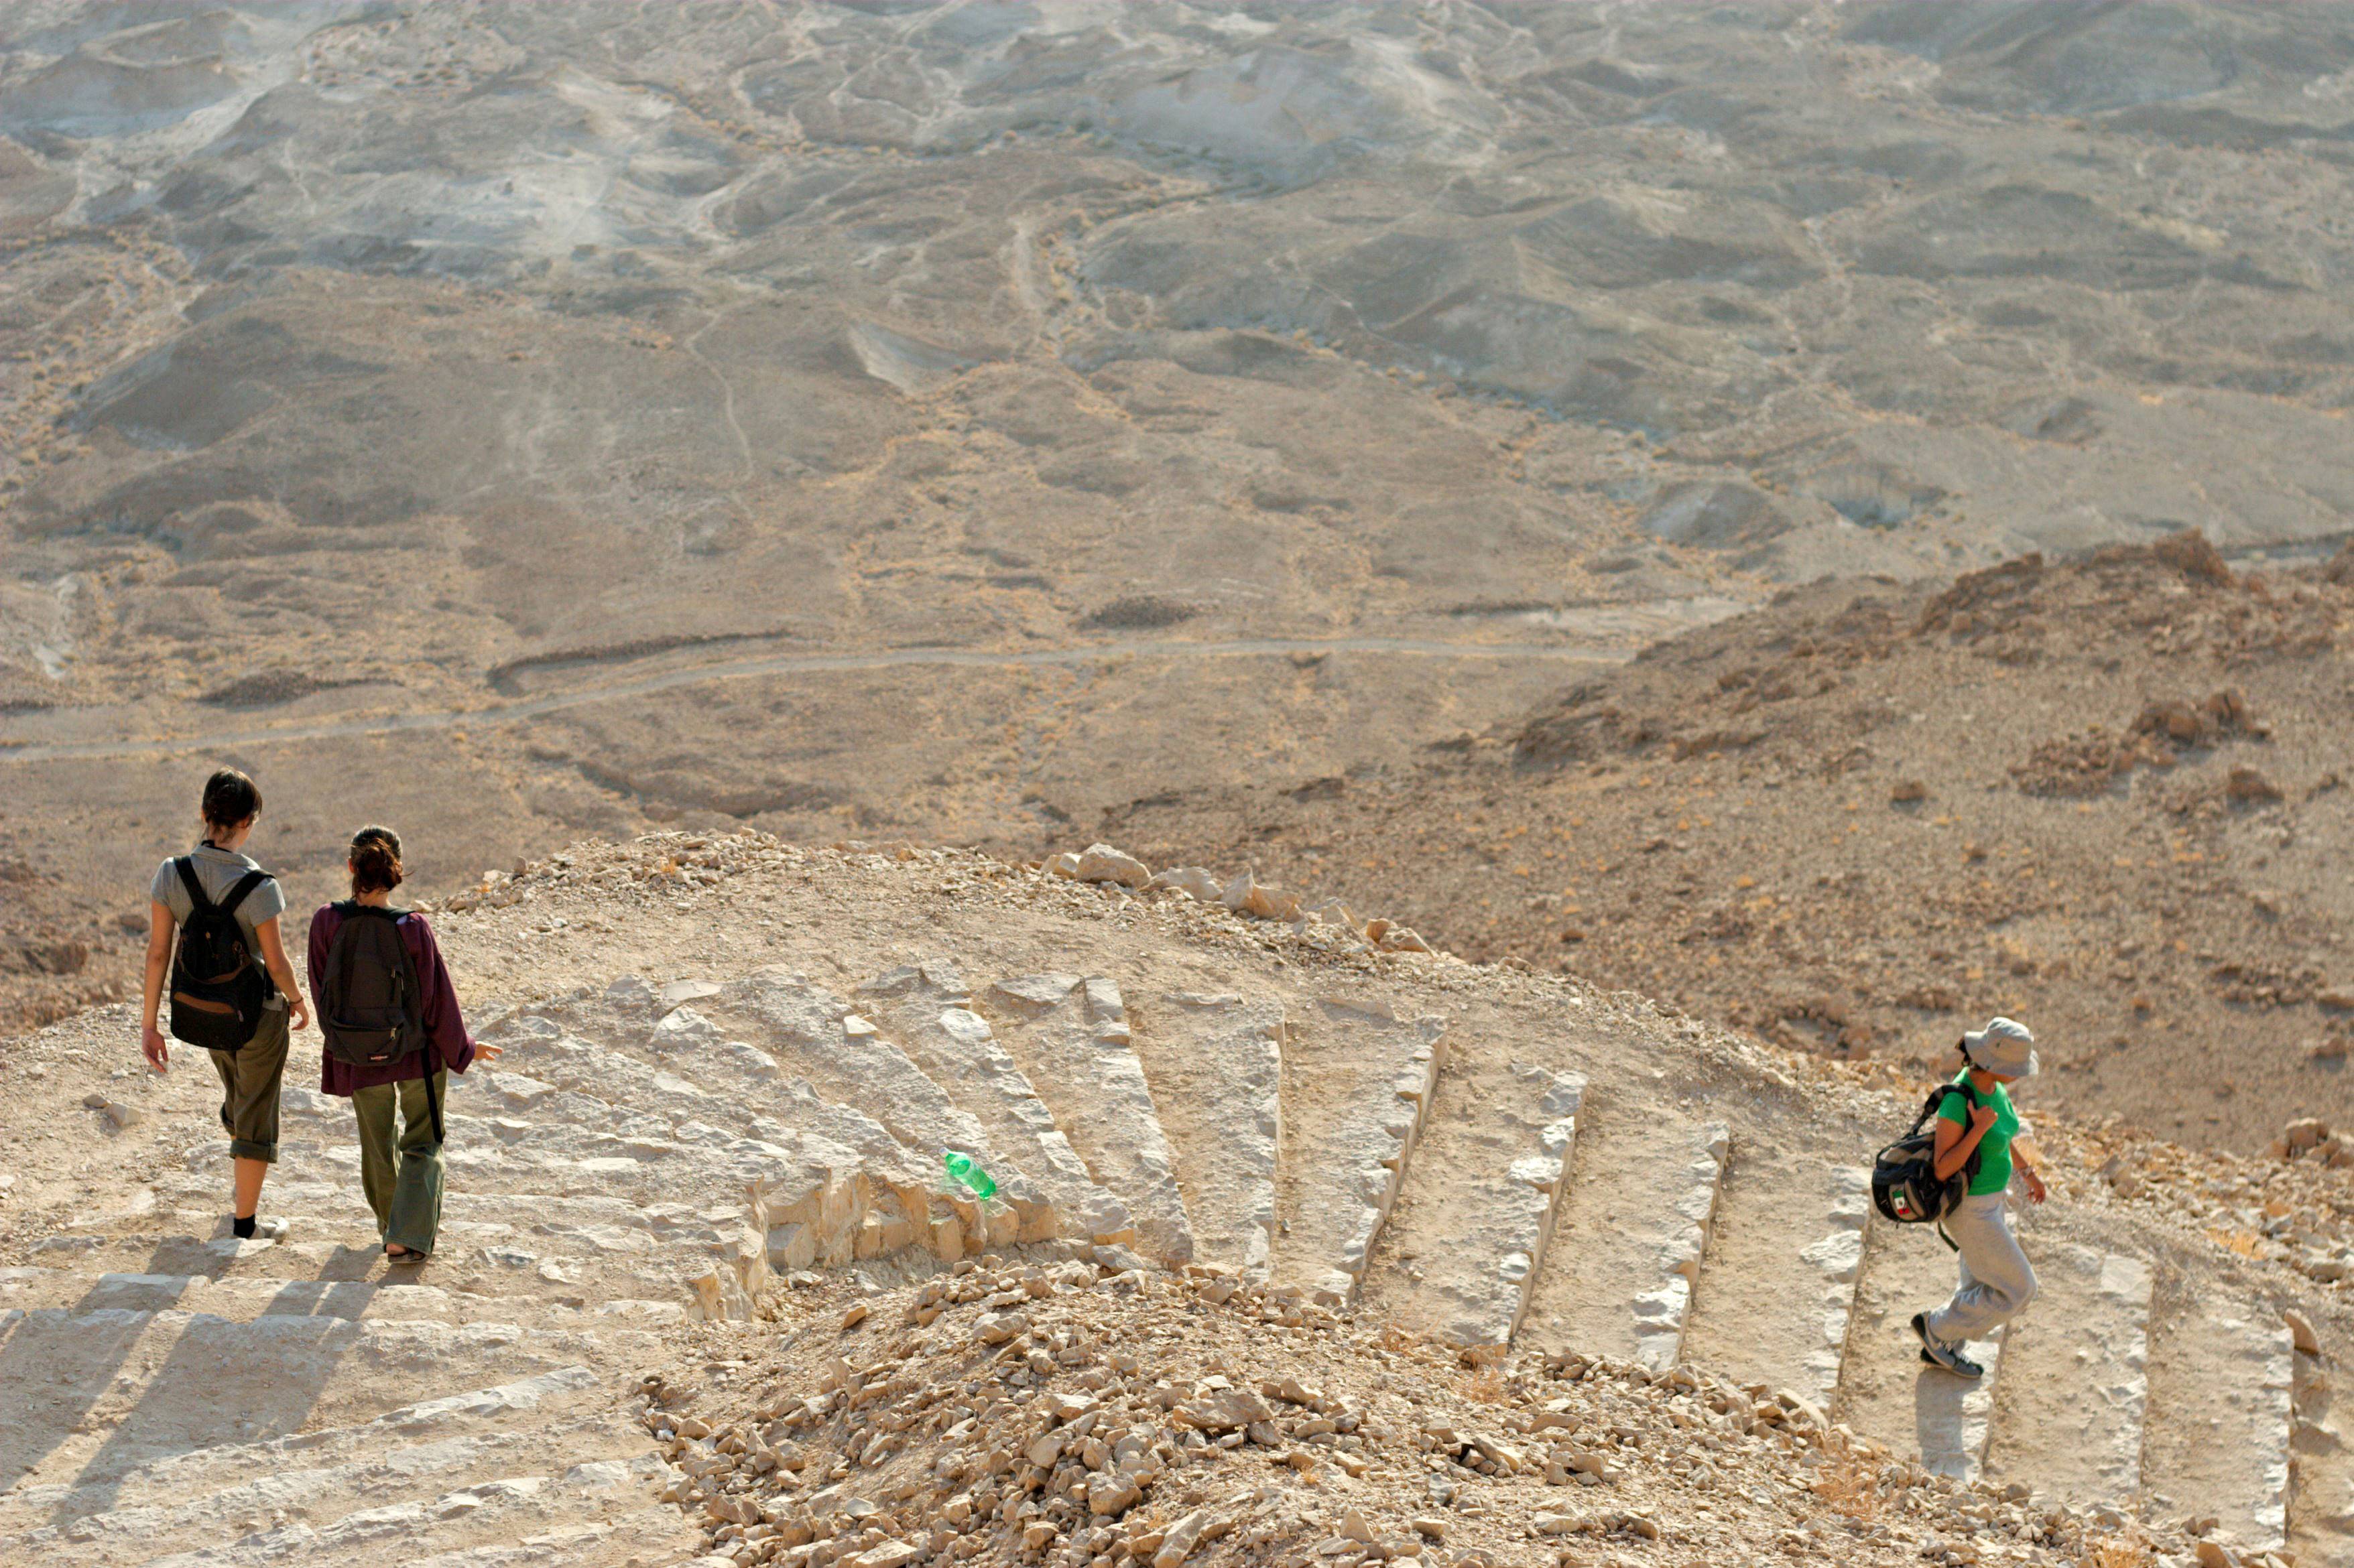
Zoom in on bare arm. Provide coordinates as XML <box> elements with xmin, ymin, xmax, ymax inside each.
<box><xmin>1931</xmin><ymin>1104</ymin><xmax>1998</xmax><ymax>1183</ymax></box>
<box><xmin>140</xmin><ymin>901</ymin><xmax>174</xmax><ymax>1071</ymax></box>
<box><xmin>253</xmin><ymin>917</ymin><xmax>310</xmax><ymax>1031</ymax></box>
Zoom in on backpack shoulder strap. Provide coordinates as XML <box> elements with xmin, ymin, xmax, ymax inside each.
<box><xmin>391</xmin><ymin>913</ymin><xmax>427</xmax><ymax>1027</ymax></box>
<box><xmin>174</xmin><ymin>856</ymin><xmax>213</xmax><ymax>911</ymax></box>
<box><xmin>215</xmin><ymin>870</ymin><xmax>271</xmax><ymax>919</ymax></box>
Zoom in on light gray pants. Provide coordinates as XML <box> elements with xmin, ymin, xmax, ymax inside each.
<box><xmin>1926</xmin><ymin>1191</ymin><xmax>2038</xmax><ymax>1345</ymax></box>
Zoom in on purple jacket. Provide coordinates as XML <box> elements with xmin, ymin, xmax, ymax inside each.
<box><xmin>308</xmin><ymin>903</ymin><xmax>476</xmax><ymax>1094</ymax></box>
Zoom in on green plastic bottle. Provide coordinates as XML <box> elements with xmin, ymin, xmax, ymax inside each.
<box><xmin>944</xmin><ymin>1149</ymin><xmax>997</xmax><ymax>1200</ymax></box>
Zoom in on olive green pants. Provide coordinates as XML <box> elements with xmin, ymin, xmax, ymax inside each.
<box><xmin>206</xmin><ymin>1001</ymin><xmax>289</xmax><ymax>1164</ymax></box>
<box><xmin>353</xmin><ymin>1069</ymin><xmax>446</xmax><ymax>1256</ymax></box>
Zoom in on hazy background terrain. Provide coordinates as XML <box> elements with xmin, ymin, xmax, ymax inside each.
<box><xmin>5</xmin><ymin>1</ymin><xmax>2353</xmax><ymax>1147</ymax></box>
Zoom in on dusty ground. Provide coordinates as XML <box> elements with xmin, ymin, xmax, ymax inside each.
<box><xmin>3</xmin><ymin>834</ymin><xmax>2344</xmax><ymax>1567</ymax></box>
<box><xmin>1105</xmin><ymin>537</ymin><xmax>2354</xmax><ymax>1155</ymax></box>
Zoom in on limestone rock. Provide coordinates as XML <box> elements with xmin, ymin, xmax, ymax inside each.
<box><xmin>1221</xmin><ymin>868</ymin><xmax>1300</xmax><ymax>921</ymax></box>
<box><xmin>1074</xmin><ymin>844</ymin><xmax>1152</xmax><ymax>888</ymax></box>
<box><xmin>1148</xmin><ymin>866</ymin><xmax>1223</xmax><ymax>901</ymax></box>
<box><xmin>1174</xmin><ymin>1388</ymin><xmax>1275</xmax><ymax>1433</ymax></box>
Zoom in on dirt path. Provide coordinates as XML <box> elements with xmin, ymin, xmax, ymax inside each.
<box><xmin>0</xmin><ymin>631</ymin><xmax>1680</xmax><ymax>765</ymax></box>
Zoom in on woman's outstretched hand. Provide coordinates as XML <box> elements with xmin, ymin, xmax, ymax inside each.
<box><xmin>2022</xmin><ymin>1167</ymin><xmax>2049</xmax><ymax>1205</ymax></box>
<box><xmin>141</xmin><ymin>1023</ymin><xmax>170</xmax><ymax>1073</ymax></box>
<box><xmin>473</xmin><ymin>1041</ymin><xmax>504</xmax><ymax>1065</ymax></box>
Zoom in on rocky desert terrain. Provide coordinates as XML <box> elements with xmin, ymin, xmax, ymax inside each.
<box><xmin>2</xmin><ymin>836</ymin><xmax>2348</xmax><ymax>1568</ymax></box>
<box><xmin>9</xmin><ymin>0</ymin><xmax>2354</xmax><ymax>1079</ymax></box>
<box><xmin>1107</xmin><ymin>534</ymin><xmax>2354</xmax><ymax>1155</ymax></box>
<box><xmin>7</xmin><ymin>6</ymin><xmax>2354</xmax><ymax>1566</ymax></box>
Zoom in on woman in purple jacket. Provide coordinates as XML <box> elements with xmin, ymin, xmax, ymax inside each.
<box><xmin>307</xmin><ymin>826</ymin><xmax>500</xmax><ymax>1262</ymax></box>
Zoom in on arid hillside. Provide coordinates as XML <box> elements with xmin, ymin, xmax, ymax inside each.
<box><xmin>1105</xmin><ymin>536</ymin><xmax>2354</xmax><ymax>1154</ymax></box>
<box><xmin>15</xmin><ymin>2</ymin><xmax>2354</xmax><ymax>1055</ymax></box>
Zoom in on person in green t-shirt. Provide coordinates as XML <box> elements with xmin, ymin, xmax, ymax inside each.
<box><xmin>1911</xmin><ymin>1017</ymin><xmax>2048</xmax><ymax>1380</ymax></box>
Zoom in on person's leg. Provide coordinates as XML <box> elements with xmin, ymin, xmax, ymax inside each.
<box><xmin>1924</xmin><ymin>1193</ymin><xmax>2037</xmax><ymax>1345</ymax></box>
<box><xmin>352</xmin><ymin>1083</ymin><xmax>399</xmax><ymax>1242</ymax></box>
<box><xmin>211</xmin><ymin>1004</ymin><xmax>288</xmax><ymax>1232</ymax></box>
<box><xmin>383</xmin><ymin>1071</ymin><xmax>446</xmax><ymax>1257</ymax></box>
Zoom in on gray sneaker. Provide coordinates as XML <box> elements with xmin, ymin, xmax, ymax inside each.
<box><xmin>1913</xmin><ymin>1313</ymin><xmax>1985</xmax><ymax>1380</ymax></box>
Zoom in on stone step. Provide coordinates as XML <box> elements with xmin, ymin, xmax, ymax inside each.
<box><xmin>702</xmin><ymin>968</ymin><xmax>1052</xmax><ymax>1242</ymax></box>
<box><xmin>1680</xmin><ymin>1159</ymin><xmax>1869</xmax><ymax>1409</ymax></box>
<box><xmin>1357</xmin><ymin>1059</ymin><xmax>1582</xmax><ymax>1351</ymax></box>
<box><xmin>983</xmin><ymin>973</ymin><xmax>1196</xmax><ymax>1264</ymax></box>
<box><xmin>3</xmin><ymin>1412</ymin><xmax>658</xmax><ymax>1565</ymax></box>
<box><xmin>2290</xmin><ymin>1329</ymin><xmax>2354</xmax><ymax>1563</ymax></box>
<box><xmin>122</xmin><ymin>1465</ymin><xmax>686</xmax><ymax>1568</ymax></box>
<box><xmin>1983</xmin><ymin>1243</ymin><xmax>2150</xmax><ymax>1510</ymax></box>
<box><xmin>1520</xmin><ymin>1108</ymin><xmax>1729</xmax><ymax>1373</ymax></box>
<box><xmin>2144</xmin><ymin>1291</ymin><xmax>2293</xmax><ymax>1553</ymax></box>
<box><xmin>17</xmin><ymin>1193</ymin><xmax>733</xmax><ymax>1311</ymax></box>
<box><xmin>483</xmin><ymin>1007</ymin><xmax>971</xmax><ymax>1264</ymax></box>
<box><xmin>397</xmin><ymin>1508</ymin><xmax>702</xmax><ymax>1568</ymax></box>
<box><xmin>855</xmin><ymin>962</ymin><xmax>1136</xmax><ymax>1246</ymax></box>
<box><xmin>1125</xmin><ymin>990</ymin><xmax>1285</xmax><ymax>1277</ymax></box>
<box><xmin>0</xmin><ymin>1366</ymin><xmax>609</xmax><ymax>1530</ymax></box>
<box><xmin>0</xmin><ymin>1266</ymin><xmax>686</xmax><ymax>1328</ymax></box>
<box><xmin>0</xmin><ymin>1305</ymin><xmax>651</xmax><ymax>1499</ymax></box>
<box><xmin>1832</xmin><ymin>1214</ymin><xmax>2005</xmax><ymax>1484</ymax></box>
<box><xmin>1271</xmin><ymin>998</ymin><xmax>1447</xmax><ymax>1305</ymax></box>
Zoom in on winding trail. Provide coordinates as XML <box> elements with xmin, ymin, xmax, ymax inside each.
<box><xmin>0</xmin><ymin>631</ymin><xmax>1678</xmax><ymax>764</ymax></box>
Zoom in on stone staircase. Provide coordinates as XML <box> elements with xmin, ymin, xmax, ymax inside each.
<box><xmin>0</xmin><ymin>949</ymin><xmax>2325</xmax><ymax>1565</ymax></box>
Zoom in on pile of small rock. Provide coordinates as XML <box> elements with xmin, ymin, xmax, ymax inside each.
<box><xmin>639</xmin><ymin>1249</ymin><xmax>2193</xmax><ymax>1568</ymax></box>
<box><xmin>1044</xmin><ymin>844</ymin><xmax>1432</xmax><ymax>955</ymax></box>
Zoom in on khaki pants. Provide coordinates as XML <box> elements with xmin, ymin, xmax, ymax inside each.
<box><xmin>354</xmin><ymin>1070</ymin><xmax>446</xmax><ymax>1256</ymax></box>
<box><xmin>206</xmin><ymin>1002</ymin><xmax>288</xmax><ymax>1164</ymax></box>
<box><xmin>1925</xmin><ymin>1190</ymin><xmax>2038</xmax><ymax>1345</ymax></box>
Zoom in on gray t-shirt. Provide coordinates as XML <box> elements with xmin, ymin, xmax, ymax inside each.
<box><xmin>149</xmin><ymin>842</ymin><xmax>288</xmax><ymax>955</ymax></box>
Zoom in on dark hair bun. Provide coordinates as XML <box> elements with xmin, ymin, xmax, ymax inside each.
<box><xmin>201</xmin><ymin>768</ymin><xmax>263</xmax><ymax>832</ymax></box>
<box><xmin>350</xmin><ymin>825</ymin><xmax>404</xmax><ymax>895</ymax></box>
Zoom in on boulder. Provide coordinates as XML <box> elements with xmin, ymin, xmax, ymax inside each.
<box><xmin>1148</xmin><ymin>866</ymin><xmax>1222</xmax><ymax>901</ymax></box>
<box><xmin>1073</xmin><ymin>844</ymin><xmax>1152</xmax><ymax>888</ymax></box>
<box><xmin>1221</xmin><ymin>868</ymin><xmax>1300</xmax><ymax>921</ymax></box>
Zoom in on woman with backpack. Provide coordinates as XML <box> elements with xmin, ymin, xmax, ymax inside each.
<box><xmin>140</xmin><ymin>768</ymin><xmax>312</xmax><ymax>1242</ymax></box>
<box><xmin>307</xmin><ymin>826</ymin><xmax>499</xmax><ymax>1262</ymax></box>
<box><xmin>1912</xmin><ymin>1017</ymin><xmax>2048</xmax><ymax>1380</ymax></box>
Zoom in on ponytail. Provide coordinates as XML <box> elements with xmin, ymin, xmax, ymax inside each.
<box><xmin>349</xmin><ymin>825</ymin><xmax>404</xmax><ymax>895</ymax></box>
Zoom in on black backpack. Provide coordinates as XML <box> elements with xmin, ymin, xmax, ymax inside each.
<box><xmin>318</xmin><ymin>903</ymin><xmax>441</xmax><ymax>1141</ymax></box>
<box><xmin>1871</xmin><ymin>1080</ymin><xmax>1984</xmax><ymax>1242</ymax></box>
<box><xmin>167</xmin><ymin>858</ymin><xmax>273</xmax><ymax>1051</ymax></box>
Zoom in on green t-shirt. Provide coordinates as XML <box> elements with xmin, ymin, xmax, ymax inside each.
<box><xmin>1936</xmin><ymin>1071</ymin><xmax>2019</xmax><ymax>1197</ymax></box>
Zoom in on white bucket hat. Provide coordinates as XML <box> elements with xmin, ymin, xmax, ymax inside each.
<box><xmin>1963</xmin><ymin>1017</ymin><xmax>2038</xmax><ymax>1080</ymax></box>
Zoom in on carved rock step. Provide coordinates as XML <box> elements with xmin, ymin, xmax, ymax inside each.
<box><xmin>1</xmin><ymin>1409</ymin><xmax>658</xmax><ymax>1567</ymax></box>
<box><xmin>127</xmin><ymin>1490</ymin><xmax>697</xmax><ymax>1568</ymax></box>
<box><xmin>0</xmin><ymin>1266</ymin><xmax>686</xmax><ymax>1327</ymax></box>
<box><xmin>2144</xmin><ymin>1291</ymin><xmax>2294</xmax><ymax>1553</ymax></box>
<box><xmin>17</xmin><ymin>1191</ymin><xmax>739</xmax><ymax>1309</ymax></box>
<box><xmin>1359</xmin><ymin>1061</ymin><xmax>1582</xmax><ymax>1350</ymax></box>
<box><xmin>1125</xmin><ymin>991</ymin><xmax>1284</xmax><ymax>1277</ymax></box>
<box><xmin>481</xmin><ymin>1013</ymin><xmax>979</xmax><ymax>1264</ymax></box>
<box><xmin>857</xmin><ymin>962</ymin><xmax>1135</xmax><ymax>1247</ymax></box>
<box><xmin>1520</xmin><ymin>1109</ymin><xmax>1729</xmax><ymax>1373</ymax></box>
<box><xmin>1982</xmin><ymin>1243</ymin><xmax>2150</xmax><ymax>1509</ymax></box>
<box><xmin>2290</xmin><ymin>1334</ymin><xmax>2354</xmax><ymax>1564</ymax></box>
<box><xmin>1681</xmin><ymin>1159</ymin><xmax>1869</xmax><ymax>1409</ymax></box>
<box><xmin>0</xmin><ymin>1307</ymin><xmax>652</xmax><ymax>1499</ymax></box>
<box><xmin>984</xmin><ymin>973</ymin><xmax>1195</xmax><ymax>1264</ymax></box>
<box><xmin>702</xmin><ymin>969</ymin><xmax>1055</xmax><ymax>1242</ymax></box>
<box><xmin>0</xmin><ymin>1366</ymin><xmax>611</xmax><ymax>1534</ymax></box>
<box><xmin>1272</xmin><ymin>998</ymin><xmax>1447</xmax><ymax>1304</ymax></box>
<box><xmin>1833</xmin><ymin>1216</ymin><xmax>2005</xmax><ymax>1484</ymax></box>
